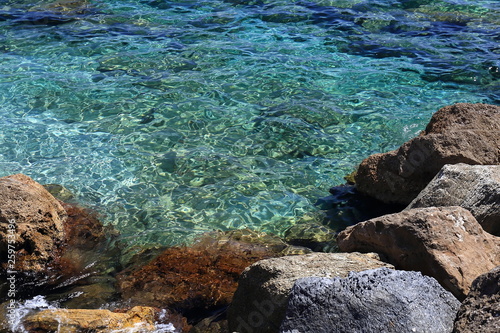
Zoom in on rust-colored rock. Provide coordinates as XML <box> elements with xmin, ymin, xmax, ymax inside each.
<box><xmin>23</xmin><ymin>306</ymin><xmax>189</xmax><ymax>333</ymax></box>
<box><xmin>355</xmin><ymin>103</ymin><xmax>500</xmax><ymax>204</ymax></box>
<box><xmin>453</xmin><ymin>266</ymin><xmax>500</xmax><ymax>333</ymax></box>
<box><xmin>0</xmin><ymin>174</ymin><xmax>67</xmax><ymax>274</ymax></box>
<box><xmin>61</xmin><ymin>202</ymin><xmax>106</xmax><ymax>250</ymax></box>
<box><xmin>337</xmin><ymin>207</ymin><xmax>500</xmax><ymax>300</ymax></box>
<box><xmin>116</xmin><ymin>229</ymin><xmax>299</xmax><ymax>317</ymax></box>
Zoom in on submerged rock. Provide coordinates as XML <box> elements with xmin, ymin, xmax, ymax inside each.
<box><xmin>284</xmin><ymin>221</ymin><xmax>338</xmax><ymax>252</ymax></box>
<box><xmin>337</xmin><ymin>207</ymin><xmax>500</xmax><ymax>300</ymax></box>
<box><xmin>355</xmin><ymin>103</ymin><xmax>500</xmax><ymax>204</ymax></box>
<box><xmin>116</xmin><ymin>229</ymin><xmax>304</xmax><ymax>320</ymax></box>
<box><xmin>227</xmin><ymin>252</ymin><xmax>393</xmax><ymax>333</ymax></box>
<box><xmin>280</xmin><ymin>268</ymin><xmax>460</xmax><ymax>333</ymax></box>
<box><xmin>453</xmin><ymin>266</ymin><xmax>500</xmax><ymax>333</ymax></box>
<box><xmin>407</xmin><ymin>164</ymin><xmax>500</xmax><ymax>236</ymax></box>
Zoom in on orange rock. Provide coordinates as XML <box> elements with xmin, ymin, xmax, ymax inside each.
<box><xmin>23</xmin><ymin>306</ymin><xmax>176</xmax><ymax>333</ymax></box>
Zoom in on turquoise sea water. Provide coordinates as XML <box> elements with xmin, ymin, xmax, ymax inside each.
<box><xmin>0</xmin><ymin>0</ymin><xmax>498</xmax><ymax>247</ymax></box>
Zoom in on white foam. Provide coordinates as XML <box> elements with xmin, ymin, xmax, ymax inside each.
<box><xmin>7</xmin><ymin>295</ymin><xmax>57</xmax><ymax>333</ymax></box>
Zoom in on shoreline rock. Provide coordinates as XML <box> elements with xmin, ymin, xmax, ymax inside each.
<box><xmin>406</xmin><ymin>163</ymin><xmax>500</xmax><ymax>235</ymax></box>
<box><xmin>337</xmin><ymin>206</ymin><xmax>500</xmax><ymax>300</ymax></box>
<box><xmin>280</xmin><ymin>268</ymin><xmax>460</xmax><ymax>333</ymax></box>
<box><xmin>227</xmin><ymin>252</ymin><xmax>393</xmax><ymax>333</ymax></box>
<box><xmin>355</xmin><ymin>103</ymin><xmax>500</xmax><ymax>204</ymax></box>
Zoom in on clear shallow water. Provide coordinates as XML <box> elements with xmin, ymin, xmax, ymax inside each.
<box><xmin>0</xmin><ymin>0</ymin><xmax>498</xmax><ymax>247</ymax></box>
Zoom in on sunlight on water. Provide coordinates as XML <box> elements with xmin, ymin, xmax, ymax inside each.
<box><xmin>0</xmin><ymin>0</ymin><xmax>498</xmax><ymax>247</ymax></box>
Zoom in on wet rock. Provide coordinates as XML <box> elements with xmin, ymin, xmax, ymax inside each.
<box><xmin>48</xmin><ymin>276</ymin><xmax>118</xmax><ymax>309</ymax></box>
<box><xmin>42</xmin><ymin>183</ymin><xmax>75</xmax><ymax>202</ymax></box>
<box><xmin>355</xmin><ymin>103</ymin><xmax>500</xmax><ymax>204</ymax></box>
<box><xmin>280</xmin><ymin>268</ymin><xmax>460</xmax><ymax>333</ymax></box>
<box><xmin>407</xmin><ymin>164</ymin><xmax>500</xmax><ymax>235</ymax></box>
<box><xmin>23</xmin><ymin>306</ymin><xmax>188</xmax><ymax>333</ymax></box>
<box><xmin>189</xmin><ymin>311</ymin><xmax>228</xmax><ymax>333</ymax></box>
<box><xmin>116</xmin><ymin>229</ymin><xmax>300</xmax><ymax>320</ymax></box>
<box><xmin>284</xmin><ymin>221</ymin><xmax>338</xmax><ymax>252</ymax></box>
<box><xmin>227</xmin><ymin>252</ymin><xmax>393</xmax><ymax>333</ymax></box>
<box><xmin>337</xmin><ymin>207</ymin><xmax>500</xmax><ymax>300</ymax></box>
<box><xmin>453</xmin><ymin>266</ymin><xmax>500</xmax><ymax>333</ymax></box>
<box><xmin>317</xmin><ymin>184</ymin><xmax>403</xmax><ymax>232</ymax></box>
<box><xmin>0</xmin><ymin>174</ymin><xmax>67</xmax><ymax>274</ymax></box>
<box><xmin>61</xmin><ymin>202</ymin><xmax>107</xmax><ymax>250</ymax></box>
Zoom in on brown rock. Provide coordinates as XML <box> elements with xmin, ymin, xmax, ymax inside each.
<box><xmin>227</xmin><ymin>252</ymin><xmax>393</xmax><ymax>333</ymax></box>
<box><xmin>22</xmin><ymin>306</ymin><xmax>188</xmax><ymax>333</ymax></box>
<box><xmin>355</xmin><ymin>103</ymin><xmax>500</xmax><ymax>204</ymax></box>
<box><xmin>0</xmin><ymin>174</ymin><xmax>67</xmax><ymax>274</ymax></box>
<box><xmin>337</xmin><ymin>206</ymin><xmax>500</xmax><ymax>300</ymax></box>
<box><xmin>116</xmin><ymin>229</ymin><xmax>297</xmax><ymax>318</ymax></box>
<box><xmin>453</xmin><ymin>266</ymin><xmax>500</xmax><ymax>333</ymax></box>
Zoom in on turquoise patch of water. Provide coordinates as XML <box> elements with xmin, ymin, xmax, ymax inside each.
<box><xmin>0</xmin><ymin>0</ymin><xmax>498</xmax><ymax>247</ymax></box>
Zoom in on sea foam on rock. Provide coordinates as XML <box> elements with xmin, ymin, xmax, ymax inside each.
<box><xmin>279</xmin><ymin>268</ymin><xmax>460</xmax><ymax>333</ymax></box>
<box><xmin>355</xmin><ymin>103</ymin><xmax>500</xmax><ymax>204</ymax></box>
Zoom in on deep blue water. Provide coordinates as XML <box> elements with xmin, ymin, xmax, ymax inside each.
<box><xmin>0</xmin><ymin>0</ymin><xmax>498</xmax><ymax>247</ymax></box>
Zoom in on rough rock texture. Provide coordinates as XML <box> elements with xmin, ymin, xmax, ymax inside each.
<box><xmin>407</xmin><ymin>164</ymin><xmax>500</xmax><ymax>235</ymax></box>
<box><xmin>453</xmin><ymin>266</ymin><xmax>500</xmax><ymax>333</ymax></box>
<box><xmin>0</xmin><ymin>174</ymin><xmax>67</xmax><ymax>273</ymax></box>
<box><xmin>116</xmin><ymin>229</ymin><xmax>308</xmax><ymax>319</ymax></box>
<box><xmin>337</xmin><ymin>207</ymin><xmax>500</xmax><ymax>300</ymax></box>
<box><xmin>227</xmin><ymin>252</ymin><xmax>393</xmax><ymax>333</ymax></box>
<box><xmin>280</xmin><ymin>268</ymin><xmax>461</xmax><ymax>333</ymax></box>
<box><xmin>23</xmin><ymin>306</ymin><xmax>190</xmax><ymax>333</ymax></box>
<box><xmin>355</xmin><ymin>103</ymin><xmax>500</xmax><ymax>204</ymax></box>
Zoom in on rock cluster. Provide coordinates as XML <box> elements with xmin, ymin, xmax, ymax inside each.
<box><xmin>227</xmin><ymin>252</ymin><xmax>393</xmax><ymax>333</ymax></box>
<box><xmin>116</xmin><ymin>229</ymin><xmax>309</xmax><ymax>320</ymax></box>
<box><xmin>2</xmin><ymin>103</ymin><xmax>500</xmax><ymax>333</ymax></box>
<box><xmin>337</xmin><ymin>206</ymin><xmax>500</xmax><ymax>300</ymax></box>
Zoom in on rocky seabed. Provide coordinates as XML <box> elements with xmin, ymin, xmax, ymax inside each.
<box><xmin>1</xmin><ymin>103</ymin><xmax>499</xmax><ymax>333</ymax></box>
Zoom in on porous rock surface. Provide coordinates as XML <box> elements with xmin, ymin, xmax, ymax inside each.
<box><xmin>0</xmin><ymin>174</ymin><xmax>67</xmax><ymax>273</ymax></box>
<box><xmin>227</xmin><ymin>252</ymin><xmax>393</xmax><ymax>333</ymax></box>
<box><xmin>453</xmin><ymin>266</ymin><xmax>500</xmax><ymax>333</ymax></box>
<box><xmin>355</xmin><ymin>103</ymin><xmax>500</xmax><ymax>204</ymax></box>
<box><xmin>337</xmin><ymin>206</ymin><xmax>500</xmax><ymax>300</ymax></box>
<box><xmin>407</xmin><ymin>163</ymin><xmax>500</xmax><ymax>235</ymax></box>
<box><xmin>279</xmin><ymin>268</ymin><xmax>460</xmax><ymax>333</ymax></box>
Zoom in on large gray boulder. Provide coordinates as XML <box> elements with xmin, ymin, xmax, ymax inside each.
<box><xmin>453</xmin><ymin>266</ymin><xmax>500</xmax><ymax>333</ymax></box>
<box><xmin>227</xmin><ymin>252</ymin><xmax>393</xmax><ymax>333</ymax></box>
<box><xmin>280</xmin><ymin>268</ymin><xmax>461</xmax><ymax>333</ymax></box>
<box><xmin>355</xmin><ymin>103</ymin><xmax>500</xmax><ymax>204</ymax></box>
<box><xmin>407</xmin><ymin>164</ymin><xmax>500</xmax><ymax>235</ymax></box>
